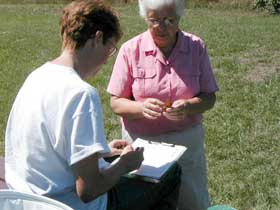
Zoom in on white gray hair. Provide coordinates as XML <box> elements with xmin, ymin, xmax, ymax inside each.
<box><xmin>138</xmin><ymin>0</ymin><xmax>185</xmax><ymax>18</ymax></box>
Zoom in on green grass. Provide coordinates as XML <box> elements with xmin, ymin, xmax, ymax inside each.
<box><xmin>0</xmin><ymin>3</ymin><xmax>279</xmax><ymax>210</ymax></box>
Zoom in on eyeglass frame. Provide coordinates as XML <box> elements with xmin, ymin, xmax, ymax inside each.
<box><xmin>146</xmin><ymin>17</ymin><xmax>179</xmax><ymax>27</ymax></box>
<box><xmin>106</xmin><ymin>39</ymin><xmax>118</xmax><ymax>57</ymax></box>
<box><xmin>89</xmin><ymin>33</ymin><xmax>118</xmax><ymax>57</ymax></box>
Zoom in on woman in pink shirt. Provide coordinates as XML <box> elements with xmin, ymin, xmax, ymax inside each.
<box><xmin>107</xmin><ymin>0</ymin><xmax>219</xmax><ymax>209</ymax></box>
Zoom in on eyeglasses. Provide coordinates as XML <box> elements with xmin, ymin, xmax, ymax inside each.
<box><xmin>107</xmin><ymin>39</ymin><xmax>118</xmax><ymax>57</ymax></box>
<box><xmin>146</xmin><ymin>17</ymin><xmax>178</xmax><ymax>27</ymax></box>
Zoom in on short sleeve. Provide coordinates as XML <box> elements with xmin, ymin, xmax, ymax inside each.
<box><xmin>107</xmin><ymin>46</ymin><xmax>133</xmax><ymax>98</ymax></box>
<box><xmin>199</xmin><ymin>46</ymin><xmax>219</xmax><ymax>93</ymax></box>
<box><xmin>64</xmin><ymin>89</ymin><xmax>110</xmax><ymax>165</ymax></box>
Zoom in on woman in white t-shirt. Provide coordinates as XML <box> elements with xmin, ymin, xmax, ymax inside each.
<box><xmin>5</xmin><ymin>1</ymin><xmax>181</xmax><ymax>210</ymax></box>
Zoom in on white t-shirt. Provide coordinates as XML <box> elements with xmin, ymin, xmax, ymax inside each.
<box><xmin>5</xmin><ymin>62</ymin><xmax>111</xmax><ymax>210</ymax></box>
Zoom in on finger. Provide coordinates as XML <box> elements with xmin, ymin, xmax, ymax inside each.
<box><xmin>163</xmin><ymin>112</ymin><xmax>185</xmax><ymax>121</ymax></box>
<box><xmin>124</xmin><ymin>144</ymin><xmax>134</xmax><ymax>151</ymax></box>
<box><xmin>171</xmin><ymin>100</ymin><xmax>187</xmax><ymax>109</ymax></box>
<box><xmin>114</xmin><ymin>139</ymin><xmax>125</xmax><ymax>143</ymax></box>
<box><xmin>136</xmin><ymin>147</ymin><xmax>144</xmax><ymax>152</ymax></box>
<box><xmin>169</xmin><ymin>111</ymin><xmax>185</xmax><ymax>119</ymax></box>
<box><xmin>145</xmin><ymin>102</ymin><xmax>163</xmax><ymax>112</ymax></box>
<box><xmin>148</xmin><ymin>98</ymin><xmax>165</xmax><ymax>106</ymax></box>
<box><xmin>145</xmin><ymin>99</ymin><xmax>165</xmax><ymax>112</ymax></box>
<box><xmin>165</xmin><ymin>107</ymin><xmax>180</xmax><ymax>114</ymax></box>
<box><xmin>117</xmin><ymin>139</ymin><xmax>129</xmax><ymax>147</ymax></box>
<box><xmin>143</xmin><ymin>107</ymin><xmax>162</xmax><ymax>119</ymax></box>
<box><xmin>112</xmin><ymin>148</ymin><xmax>123</xmax><ymax>156</ymax></box>
<box><xmin>154</xmin><ymin>100</ymin><xmax>165</xmax><ymax>108</ymax></box>
<box><xmin>143</xmin><ymin>112</ymin><xmax>158</xmax><ymax>120</ymax></box>
<box><xmin>112</xmin><ymin>140</ymin><xmax>127</xmax><ymax>149</ymax></box>
<box><xmin>143</xmin><ymin>112</ymin><xmax>161</xmax><ymax>119</ymax></box>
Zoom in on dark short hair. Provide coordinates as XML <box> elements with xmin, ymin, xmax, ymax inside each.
<box><xmin>60</xmin><ymin>0</ymin><xmax>122</xmax><ymax>50</ymax></box>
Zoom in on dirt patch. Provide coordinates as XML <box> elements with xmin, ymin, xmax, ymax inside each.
<box><xmin>245</xmin><ymin>64</ymin><xmax>280</xmax><ymax>83</ymax></box>
<box><xmin>239</xmin><ymin>48</ymin><xmax>280</xmax><ymax>83</ymax></box>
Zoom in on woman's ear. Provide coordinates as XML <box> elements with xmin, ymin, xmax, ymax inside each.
<box><xmin>91</xmin><ymin>30</ymin><xmax>103</xmax><ymax>48</ymax></box>
<box><xmin>95</xmin><ymin>30</ymin><xmax>103</xmax><ymax>43</ymax></box>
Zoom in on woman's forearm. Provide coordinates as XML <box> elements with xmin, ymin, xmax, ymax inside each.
<box><xmin>110</xmin><ymin>96</ymin><xmax>144</xmax><ymax>119</ymax></box>
<box><xmin>186</xmin><ymin>92</ymin><xmax>216</xmax><ymax>116</ymax></box>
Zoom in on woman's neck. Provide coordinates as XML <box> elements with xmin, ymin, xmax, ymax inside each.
<box><xmin>158</xmin><ymin>33</ymin><xmax>178</xmax><ymax>59</ymax></box>
<box><xmin>159</xmin><ymin>45</ymin><xmax>174</xmax><ymax>58</ymax></box>
<box><xmin>51</xmin><ymin>50</ymin><xmax>86</xmax><ymax>79</ymax></box>
<box><xmin>51</xmin><ymin>51</ymin><xmax>74</xmax><ymax>67</ymax></box>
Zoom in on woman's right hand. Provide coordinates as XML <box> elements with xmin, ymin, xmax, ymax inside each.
<box><xmin>119</xmin><ymin>145</ymin><xmax>144</xmax><ymax>173</ymax></box>
<box><xmin>142</xmin><ymin>98</ymin><xmax>165</xmax><ymax>119</ymax></box>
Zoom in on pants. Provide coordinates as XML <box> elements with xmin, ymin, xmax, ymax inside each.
<box><xmin>122</xmin><ymin>124</ymin><xmax>210</xmax><ymax>210</ymax></box>
<box><xmin>107</xmin><ymin>163</ymin><xmax>182</xmax><ymax>210</ymax></box>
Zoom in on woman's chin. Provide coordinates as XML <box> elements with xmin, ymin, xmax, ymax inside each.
<box><xmin>155</xmin><ymin>40</ymin><xmax>170</xmax><ymax>49</ymax></box>
<box><xmin>154</xmin><ymin>37</ymin><xmax>169</xmax><ymax>47</ymax></box>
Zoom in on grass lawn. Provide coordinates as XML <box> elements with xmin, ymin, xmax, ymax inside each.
<box><xmin>0</xmin><ymin>2</ymin><xmax>279</xmax><ymax>210</ymax></box>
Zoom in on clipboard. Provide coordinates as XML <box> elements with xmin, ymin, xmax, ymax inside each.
<box><xmin>112</xmin><ymin>138</ymin><xmax>187</xmax><ymax>183</ymax></box>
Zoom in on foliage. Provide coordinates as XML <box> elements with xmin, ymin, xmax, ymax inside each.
<box><xmin>254</xmin><ymin>0</ymin><xmax>280</xmax><ymax>13</ymax></box>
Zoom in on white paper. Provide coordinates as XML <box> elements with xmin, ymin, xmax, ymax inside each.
<box><xmin>113</xmin><ymin>138</ymin><xmax>187</xmax><ymax>180</ymax></box>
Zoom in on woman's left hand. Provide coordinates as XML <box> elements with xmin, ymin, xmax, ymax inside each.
<box><xmin>108</xmin><ymin>139</ymin><xmax>130</xmax><ymax>156</ymax></box>
<box><xmin>163</xmin><ymin>99</ymin><xmax>189</xmax><ymax>121</ymax></box>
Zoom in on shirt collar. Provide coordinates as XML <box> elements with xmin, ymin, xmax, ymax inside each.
<box><xmin>142</xmin><ymin>30</ymin><xmax>157</xmax><ymax>56</ymax></box>
<box><xmin>175</xmin><ymin>30</ymin><xmax>189</xmax><ymax>54</ymax></box>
